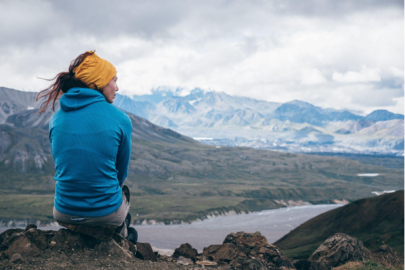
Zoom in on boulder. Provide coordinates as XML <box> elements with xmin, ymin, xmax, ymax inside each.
<box><xmin>135</xmin><ymin>242</ymin><xmax>157</xmax><ymax>261</ymax></box>
<box><xmin>9</xmin><ymin>253</ymin><xmax>23</xmax><ymax>263</ymax></box>
<box><xmin>202</xmin><ymin>231</ymin><xmax>295</xmax><ymax>269</ymax></box>
<box><xmin>7</xmin><ymin>234</ymin><xmax>41</xmax><ymax>258</ymax></box>
<box><xmin>176</xmin><ymin>256</ymin><xmax>194</xmax><ymax>266</ymax></box>
<box><xmin>57</xmin><ymin>222</ymin><xmax>117</xmax><ymax>241</ymax></box>
<box><xmin>172</xmin><ymin>243</ymin><xmax>198</xmax><ymax>262</ymax></box>
<box><xmin>293</xmin><ymin>259</ymin><xmax>329</xmax><ymax>270</ymax></box>
<box><xmin>25</xmin><ymin>224</ymin><xmax>37</xmax><ymax>230</ymax></box>
<box><xmin>310</xmin><ymin>233</ymin><xmax>371</xmax><ymax>268</ymax></box>
<box><xmin>230</xmin><ymin>257</ymin><xmax>267</xmax><ymax>270</ymax></box>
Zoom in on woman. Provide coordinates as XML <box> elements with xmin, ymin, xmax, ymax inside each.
<box><xmin>37</xmin><ymin>51</ymin><xmax>137</xmax><ymax>243</ymax></box>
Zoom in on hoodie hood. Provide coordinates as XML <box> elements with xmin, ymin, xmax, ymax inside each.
<box><xmin>60</xmin><ymin>88</ymin><xmax>106</xmax><ymax>111</ymax></box>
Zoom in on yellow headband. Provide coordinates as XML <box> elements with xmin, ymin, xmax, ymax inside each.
<box><xmin>73</xmin><ymin>51</ymin><xmax>116</xmax><ymax>90</ymax></box>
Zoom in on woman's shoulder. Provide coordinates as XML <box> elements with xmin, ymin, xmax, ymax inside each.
<box><xmin>98</xmin><ymin>102</ymin><xmax>132</xmax><ymax>128</ymax></box>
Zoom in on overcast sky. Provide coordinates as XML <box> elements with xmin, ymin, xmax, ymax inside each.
<box><xmin>1</xmin><ymin>0</ymin><xmax>403</xmax><ymax>114</ymax></box>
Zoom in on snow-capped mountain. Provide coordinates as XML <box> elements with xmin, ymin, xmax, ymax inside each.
<box><xmin>113</xmin><ymin>88</ymin><xmax>404</xmax><ymax>156</ymax></box>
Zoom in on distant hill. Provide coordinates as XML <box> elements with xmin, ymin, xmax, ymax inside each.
<box><xmin>274</xmin><ymin>190</ymin><xmax>404</xmax><ymax>259</ymax></box>
<box><xmin>365</xmin><ymin>110</ymin><xmax>404</xmax><ymax>122</ymax></box>
<box><xmin>0</xmin><ymin>87</ymin><xmax>39</xmax><ymax>123</ymax></box>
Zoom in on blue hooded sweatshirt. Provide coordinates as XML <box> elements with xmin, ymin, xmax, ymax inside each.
<box><xmin>50</xmin><ymin>88</ymin><xmax>132</xmax><ymax>217</ymax></box>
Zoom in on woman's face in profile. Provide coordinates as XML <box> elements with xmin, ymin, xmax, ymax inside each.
<box><xmin>102</xmin><ymin>75</ymin><xmax>119</xmax><ymax>103</ymax></box>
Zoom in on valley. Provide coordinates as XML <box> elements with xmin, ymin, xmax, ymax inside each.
<box><xmin>0</xmin><ymin>87</ymin><xmax>403</xmax><ymax>224</ymax></box>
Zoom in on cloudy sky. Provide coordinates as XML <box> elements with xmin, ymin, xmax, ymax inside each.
<box><xmin>1</xmin><ymin>0</ymin><xmax>403</xmax><ymax>114</ymax></box>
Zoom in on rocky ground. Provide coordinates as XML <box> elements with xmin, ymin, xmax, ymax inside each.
<box><xmin>0</xmin><ymin>224</ymin><xmax>403</xmax><ymax>270</ymax></box>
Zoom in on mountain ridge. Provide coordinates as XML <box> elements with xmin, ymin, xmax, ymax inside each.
<box><xmin>112</xmin><ymin>88</ymin><xmax>404</xmax><ymax>156</ymax></box>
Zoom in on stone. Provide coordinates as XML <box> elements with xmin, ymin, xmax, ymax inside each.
<box><xmin>172</xmin><ymin>243</ymin><xmax>198</xmax><ymax>262</ymax></box>
<box><xmin>25</xmin><ymin>228</ymin><xmax>48</xmax><ymax>250</ymax></box>
<box><xmin>293</xmin><ymin>259</ymin><xmax>328</xmax><ymax>270</ymax></box>
<box><xmin>230</xmin><ymin>257</ymin><xmax>267</xmax><ymax>270</ymax></box>
<box><xmin>214</xmin><ymin>243</ymin><xmax>240</xmax><ymax>262</ymax></box>
<box><xmin>0</xmin><ymin>251</ymin><xmax>8</xmax><ymax>260</ymax></box>
<box><xmin>7</xmin><ymin>234</ymin><xmax>41</xmax><ymax>258</ymax></box>
<box><xmin>25</xmin><ymin>224</ymin><xmax>37</xmax><ymax>230</ymax></box>
<box><xmin>10</xmin><ymin>253</ymin><xmax>23</xmax><ymax>263</ymax></box>
<box><xmin>57</xmin><ymin>222</ymin><xmax>117</xmax><ymax>241</ymax></box>
<box><xmin>51</xmin><ymin>229</ymin><xmax>98</xmax><ymax>251</ymax></box>
<box><xmin>176</xmin><ymin>256</ymin><xmax>194</xmax><ymax>265</ymax></box>
<box><xmin>196</xmin><ymin>260</ymin><xmax>218</xmax><ymax>266</ymax></box>
<box><xmin>135</xmin><ymin>242</ymin><xmax>157</xmax><ymax>261</ymax></box>
<box><xmin>202</xmin><ymin>231</ymin><xmax>294</xmax><ymax>269</ymax></box>
<box><xmin>96</xmin><ymin>239</ymin><xmax>133</xmax><ymax>258</ymax></box>
<box><xmin>203</xmin><ymin>244</ymin><xmax>222</xmax><ymax>257</ymax></box>
<box><xmin>310</xmin><ymin>233</ymin><xmax>371</xmax><ymax>268</ymax></box>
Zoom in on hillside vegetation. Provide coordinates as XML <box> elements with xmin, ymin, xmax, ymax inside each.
<box><xmin>274</xmin><ymin>190</ymin><xmax>404</xmax><ymax>259</ymax></box>
<box><xmin>0</xmin><ymin>87</ymin><xmax>404</xmax><ymax>223</ymax></box>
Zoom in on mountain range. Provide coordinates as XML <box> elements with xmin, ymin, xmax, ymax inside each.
<box><xmin>114</xmin><ymin>88</ymin><xmax>404</xmax><ymax>156</ymax></box>
<box><xmin>0</xmin><ymin>86</ymin><xmax>403</xmax><ymax>223</ymax></box>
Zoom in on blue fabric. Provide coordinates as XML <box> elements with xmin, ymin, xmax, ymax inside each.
<box><xmin>50</xmin><ymin>87</ymin><xmax>132</xmax><ymax>217</ymax></box>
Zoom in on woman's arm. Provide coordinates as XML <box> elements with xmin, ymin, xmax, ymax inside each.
<box><xmin>116</xmin><ymin>113</ymin><xmax>132</xmax><ymax>186</ymax></box>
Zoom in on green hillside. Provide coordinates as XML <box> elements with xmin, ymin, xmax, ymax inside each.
<box><xmin>0</xmin><ymin>109</ymin><xmax>404</xmax><ymax>223</ymax></box>
<box><xmin>274</xmin><ymin>190</ymin><xmax>404</xmax><ymax>259</ymax></box>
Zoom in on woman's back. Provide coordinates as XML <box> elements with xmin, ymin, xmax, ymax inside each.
<box><xmin>50</xmin><ymin>87</ymin><xmax>132</xmax><ymax>217</ymax></box>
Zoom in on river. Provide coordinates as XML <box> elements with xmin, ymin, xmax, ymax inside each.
<box><xmin>1</xmin><ymin>204</ymin><xmax>343</xmax><ymax>254</ymax></box>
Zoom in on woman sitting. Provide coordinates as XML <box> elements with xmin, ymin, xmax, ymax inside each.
<box><xmin>37</xmin><ymin>51</ymin><xmax>137</xmax><ymax>243</ymax></box>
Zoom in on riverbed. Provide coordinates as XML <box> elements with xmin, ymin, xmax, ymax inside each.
<box><xmin>137</xmin><ymin>204</ymin><xmax>343</xmax><ymax>252</ymax></box>
<box><xmin>0</xmin><ymin>204</ymin><xmax>343</xmax><ymax>253</ymax></box>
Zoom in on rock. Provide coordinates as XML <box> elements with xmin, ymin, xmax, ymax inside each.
<box><xmin>196</xmin><ymin>260</ymin><xmax>218</xmax><ymax>266</ymax></box>
<box><xmin>293</xmin><ymin>259</ymin><xmax>329</xmax><ymax>270</ymax></box>
<box><xmin>230</xmin><ymin>257</ymin><xmax>267</xmax><ymax>270</ymax></box>
<box><xmin>25</xmin><ymin>228</ymin><xmax>48</xmax><ymax>250</ymax></box>
<box><xmin>57</xmin><ymin>222</ymin><xmax>117</xmax><ymax>241</ymax></box>
<box><xmin>10</xmin><ymin>253</ymin><xmax>23</xmax><ymax>263</ymax></box>
<box><xmin>25</xmin><ymin>224</ymin><xmax>37</xmax><ymax>230</ymax></box>
<box><xmin>214</xmin><ymin>243</ymin><xmax>240</xmax><ymax>262</ymax></box>
<box><xmin>7</xmin><ymin>234</ymin><xmax>41</xmax><ymax>258</ymax></box>
<box><xmin>176</xmin><ymin>256</ymin><xmax>194</xmax><ymax>265</ymax></box>
<box><xmin>135</xmin><ymin>242</ymin><xmax>157</xmax><ymax>261</ymax></box>
<box><xmin>203</xmin><ymin>244</ymin><xmax>222</xmax><ymax>257</ymax></box>
<box><xmin>0</xmin><ymin>251</ymin><xmax>7</xmax><ymax>260</ymax></box>
<box><xmin>51</xmin><ymin>229</ymin><xmax>98</xmax><ymax>251</ymax></box>
<box><xmin>96</xmin><ymin>239</ymin><xmax>133</xmax><ymax>258</ymax></box>
<box><xmin>172</xmin><ymin>243</ymin><xmax>198</xmax><ymax>262</ymax></box>
<box><xmin>310</xmin><ymin>233</ymin><xmax>371</xmax><ymax>268</ymax></box>
<box><xmin>202</xmin><ymin>231</ymin><xmax>294</xmax><ymax>269</ymax></box>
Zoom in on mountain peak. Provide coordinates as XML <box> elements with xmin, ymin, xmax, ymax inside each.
<box><xmin>365</xmin><ymin>110</ymin><xmax>404</xmax><ymax>122</ymax></box>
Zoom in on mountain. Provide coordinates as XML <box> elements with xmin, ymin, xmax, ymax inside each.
<box><xmin>274</xmin><ymin>190</ymin><xmax>404</xmax><ymax>259</ymax></box>
<box><xmin>114</xmin><ymin>89</ymin><xmax>403</xmax><ymax>156</ymax></box>
<box><xmin>272</xmin><ymin>100</ymin><xmax>363</xmax><ymax>126</ymax></box>
<box><xmin>365</xmin><ymin>110</ymin><xmax>404</xmax><ymax>122</ymax></box>
<box><xmin>113</xmin><ymin>94</ymin><xmax>155</xmax><ymax>119</ymax></box>
<box><xmin>0</xmin><ymin>87</ymin><xmax>39</xmax><ymax>123</ymax></box>
<box><xmin>1</xmin><ymin>87</ymin><xmax>403</xmax><ymax>224</ymax></box>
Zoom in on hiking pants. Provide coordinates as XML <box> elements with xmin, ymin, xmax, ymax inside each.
<box><xmin>53</xmin><ymin>185</ymin><xmax>130</xmax><ymax>237</ymax></box>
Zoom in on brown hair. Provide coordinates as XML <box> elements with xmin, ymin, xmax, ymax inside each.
<box><xmin>36</xmin><ymin>51</ymin><xmax>96</xmax><ymax>113</ymax></box>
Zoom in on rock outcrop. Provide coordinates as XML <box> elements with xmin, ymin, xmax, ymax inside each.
<box><xmin>172</xmin><ymin>243</ymin><xmax>198</xmax><ymax>262</ymax></box>
<box><xmin>0</xmin><ymin>226</ymin><xmax>403</xmax><ymax>270</ymax></box>
<box><xmin>0</xmin><ymin>224</ymin><xmax>160</xmax><ymax>269</ymax></box>
<box><xmin>309</xmin><ymin>233</ymin><xmax>370</xmax><ymax>268</ymax></box>
<box><xmin>203</xmin><ymin>231</ymin><xmax>295</xmax><ymax>269</ymax></box>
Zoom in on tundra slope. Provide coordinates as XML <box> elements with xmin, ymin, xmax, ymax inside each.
<box><xmin>275</xmin><ymin>190</ymin><xmax>404</xmax><ymax>259</ymax></box>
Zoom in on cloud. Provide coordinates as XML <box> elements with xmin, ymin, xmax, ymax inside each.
<box><xmin>332</xmin><ymin>67</ymin><xmax>381</xmax><ymax>83</ymax></box>
<box><xmin>0</xmin><ymin>0</ymin><xmax>403</xmax><ymax>114</ymax></box>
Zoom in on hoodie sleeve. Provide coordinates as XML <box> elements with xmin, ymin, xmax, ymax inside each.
<box><xmin>116</xmin><ymin>112</ymin><xmax>132</xmax><ymax>186</ymax></box>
